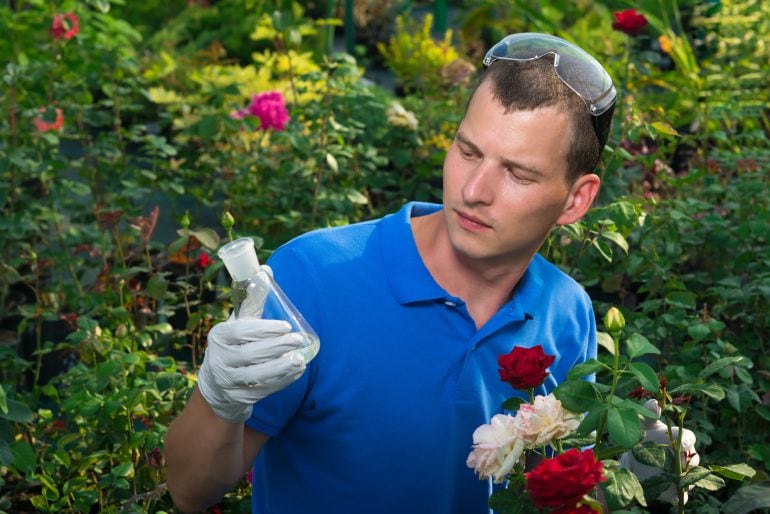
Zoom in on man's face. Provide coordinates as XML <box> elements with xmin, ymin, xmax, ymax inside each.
<box><xmin>442</xmin><ymin>80</ymin><xmax>580</xmax><ymax>267</ymax></box>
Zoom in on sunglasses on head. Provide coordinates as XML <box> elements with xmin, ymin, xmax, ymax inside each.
<box><xmin>483</xmin><ymin>32</ymin><xmax>616</xmax><ymax>153</ymax></box>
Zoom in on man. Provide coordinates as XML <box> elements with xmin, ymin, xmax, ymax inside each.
<box><xmin>165</xmin><ymin>32</ymin><xmax>616</xmax><ymax>513</ymax></box>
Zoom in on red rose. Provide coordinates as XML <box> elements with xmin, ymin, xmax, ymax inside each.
<box><xmin>198</xmin><ymin>252</ymin><xmax>214</xmax><ymax>269</ymax></box>
<box><xmin>51</xmin><ymin>13</ymin><xmax>79</xmax><ymax>40</ymax></box>
<box><xmin>551</xmin><ymin>505</ymin><xmax>600</xmax><ymax>514</ymax></box>
<box><xmin>612</xmin><ymin>9</ymin><xmax>648</xmax><ymax>36</ymax></box>
<box><xmin>497</xmin><ymin>345</ymin><xmax>555</xmax><ymax>390</ymax></box>
<box><xmin>525</xmin><ymin>448</ymin><xmax>605</xmax><ymax>509</ymax></box>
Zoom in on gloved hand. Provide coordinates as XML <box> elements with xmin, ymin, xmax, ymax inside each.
<box><xmin>197</xmin><ymin>316</ymin><xmax>308</xmax><ymax>424</ymax></box>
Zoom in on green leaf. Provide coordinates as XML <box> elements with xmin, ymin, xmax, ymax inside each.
<box><xmin>110</xmin><ymin>461</ymin><xmax>134</xmax><ymax>477</ymax></box>
<box><xmin>698</xmin><ymin>356</ymin><xmax>744</xmax><ymax>380</ymax></box>
<box><xmin>686</xmin><ymin>323</ymin><xmax>712</xmax><ymax>342</ymax></box>
<box><xmin>632</xmin><ymin>442</ymin><xmax>667</xmax><ymax>469</ymax></box>
<box><xmin>567</xmin><ymin>358</ymin><xmax>606</xmax><ymax>380</ymax></box>
<box><xmin>146</xmin><ymin>275</ymin><xmax>168</xmax><ymax>300</ymax></box>
<box><xmin>680</xmin><ymin>466</ymin><xmax>713</xmax><ymax>488</ymax></box>
<box><xmin>501</xmin><ymin>397</ymin><xmax>525</xmax><ymax>412</ymax></box>
<box><xmin>669</xmin><ymin>382</ymin><xmax>725</xmax><ymax>401</ymax></box>
<box><xmin>651</xmin><ymin>121</ymin><xmax>680</xmax><ymax>137</ymax></box>
<box><xmin>721</xmin><ymin>482</ymin><xmax>770</xmax><ymax>514</ymax></box>
<box><xmin>597</xmin><ymin>331</ymin><xmax>616</xmax><ymax>355</ymax></box>
<box><xmin>197</xmin><ymin>114</ymin><xmax>218</xmax><ymax>138</ymax></box>
<box><xmin>0</xmin><ymin>439</ymin><xmax>13</xmax><ymax>467</ymax></box>
<box><xmin>600</xmin><ymin>230</ymin><xmax>629</xmax><ymax>254</ymax></box>
<box><xmin>601</xmin><ymin>467</ymin><xmax>646</xmax><ymax>510</ymax></box>
<box><xmin>607</xmin><ymin>406</ymin><xmax>643</xmax><ymax>449</ymax></box>
<box><xmin>0</xmin><ymin>387</ymin><xmax>6</xmax><ymax>414</ymax></box>
<box><xmin>0</xmin><ymin>263</ymin><xmax>22</xmax><ymax>285</ymax></box>
<box><xmin>346</xmin><ymin>189</ymin><xmax>368</xmax><ymax>205</ymax></box>
<box><xmin>629</xmin><ymin>362</ymin><xmax>661</xmax><ymax>394</ymax></box>
<box><xmin>553</xmin><ymin>380</ymin><xmax>601</xmax><ymax>412</ymax></box>
<box><xmin>711</xmin><ymin>463</ymin><xmax>756</xmax><ymax>481</ymax></box>
<box><xmin>11</xmin><ymin>441</ymin><xmax>36</xmax><ymax>474</ymax></box>
<box><xmin>0</xmin><ymin>399</ymin><xmax>34</xmax><ymax>423</ymax></box>
<box><xmin>591</xmin><ymin>238</ymin><xmax>613</xmax><ymax>263</ymax></box>
<box><xmin>665</xmin><ymin>291</ymin><xmax>696</xmax><ymax>309</ymax></box>
<box><xmin>640</xmin><ymin>472</ymin><xmax>676</xmax><ymax>504</ymax></box>
<box><xmin>618</xmin><ymin>399</ymin><xmax>659</xmax><ymax>420</ymax></box>
<box><xmin>144</xmin><ymin>323</ymin><xmax>173</xmax><ymax>334</ymax></box>
<box><xmin>188</xmin><ymin>228</ymin><xmax>221</xmax><ymax>250</ymax></box>
<box><xmin>625</xmin><ymin>333</ymin><xmax>661</xmax><ymax>360</ymax></box>
<box><xmin>325</xmin><ymin>152</ymin><xmax>339</xmax><ymax>173</ymax></box>
<box><xmin>694</xmin><ymin>473</ymin><xmax>726</xmax><ymax>491</ymax></box>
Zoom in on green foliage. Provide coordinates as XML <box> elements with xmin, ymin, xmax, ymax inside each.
<box><xmin>0</xmin><ymin>0</ymin><xmax>768</xmax><ymax>511</ymax></box>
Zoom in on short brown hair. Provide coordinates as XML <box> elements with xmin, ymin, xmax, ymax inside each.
<box><xmin>471</xmin><ymin>57</ymin><xmax>605</xmax><ymax>183</ymax></box>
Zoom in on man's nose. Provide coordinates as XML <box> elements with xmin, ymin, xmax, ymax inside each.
<box><xmin>462</xmin><ymin>160</ymin><xmax>496</xmax><ymax>205</ymax></box>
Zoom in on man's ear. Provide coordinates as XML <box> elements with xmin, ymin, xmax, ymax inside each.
<box><xmin>556</xmin><ymin>173</ymin><xmax>601</xmax><ymax>226</ymax></box>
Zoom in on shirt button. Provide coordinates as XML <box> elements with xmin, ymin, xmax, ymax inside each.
<box><xmin>444</xmin><ymin>300</ymin><xmax>457</xmax><ymax>307</ymax></box>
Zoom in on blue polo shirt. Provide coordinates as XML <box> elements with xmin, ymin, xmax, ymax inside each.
<box><xmin>246</xmin><ymin>202</ymin><xmax>596</xmax><ymax>514</ymax></box>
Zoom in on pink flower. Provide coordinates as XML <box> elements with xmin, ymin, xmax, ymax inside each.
<box><xmin>51</xmin><ymin>13</ymin><xmax>79</xmax><ymax>40</ymax></box>
<box><xmin>233</xmin><ymin>91</ymin><xmax>290</xmax><ymax>131</ymax></box>
<box><xmin>612</xmin><ymin>9</ymin><xmax>648</xmax><ymax>36</ymax></box>
<box><xmin>33</xmin><ymin>106</ymin><xmax>64</xmax><ymax>132</ymax></box>
<box><xmin>513</xmin><ymin>393</ymin><xmax>582</xmax><ymax>446</ymax></box>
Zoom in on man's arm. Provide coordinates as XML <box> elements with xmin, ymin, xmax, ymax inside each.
<box><xmin>165</xmin><ymin>388</ymin><xmax>268</xmax><ymax>512</ymax></box>
<box><xmin>163</xmin><ymin>311</ymin><xmax>307</xmax><ymax>512</ymax></box>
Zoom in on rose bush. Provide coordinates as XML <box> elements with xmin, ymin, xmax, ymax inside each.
<box><xmin>470</xmin><ymin>308</ymin><xmax>757</xmax><ymax>513</ymax></box>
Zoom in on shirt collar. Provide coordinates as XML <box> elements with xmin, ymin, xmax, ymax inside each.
<box><xmin>379</xmin><ymin>202</ymin><xmax>546</xmax><ymax>319</ymax></box>
<box><xmin>380</xmin><ymin>202</ymin><xmax>447</xmax><ymax>304</ymax></box>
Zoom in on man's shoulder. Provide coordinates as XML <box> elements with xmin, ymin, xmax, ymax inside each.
<box><xmin>268</xmin><ymin>217</ymin><xmax>383</xmax><ymax>270</ymax></box>
<box><xmin>527</xmin><ymin>253</ymin><xmax>592</xmax><ymax>307</ymax></box>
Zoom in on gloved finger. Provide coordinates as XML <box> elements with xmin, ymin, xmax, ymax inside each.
<box><xmin>227</xmin><ymin>352</ymin><xmax>306</xmax><ymax>388</ymax></box>
<box><xmin>209</xmin><ymin>318</ymin><xmax>292</xmax><ymax>345</ymax></box>
<box><xmin>218</xmin><ymin>332</ymin><xmax>306</xmax><ymax>366</ymax></box>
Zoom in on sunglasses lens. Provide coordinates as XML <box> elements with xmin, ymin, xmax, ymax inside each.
<box><xmin>483</xmin><ymin>33</ymin><xmax>616</xmax><ymax>116</ymax></box>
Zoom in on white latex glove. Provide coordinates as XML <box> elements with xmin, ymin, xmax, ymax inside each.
<box><xmin>619</xmin><ymin>399</ymin><xmax>700</xmax><ymax>505</ymax></box>
<box><xmin>197</xmin><ymin>316</ymin><xmax>307</xmax><ymax>424</ymax></box>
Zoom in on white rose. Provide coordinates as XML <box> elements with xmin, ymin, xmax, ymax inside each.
<box><xmin>466</xmin><ymin>414</ymin><xmax>525</xmax><ymax>483</ymax></box>
<box><xmin>619</xmin><ymin>399</ymin><xmax>700</xmax><ymax>505</ymax></box>
<box><xmin>512</xmin><ymin>393</ymin><xmax>582</xmax><ymax>446</ymax></box>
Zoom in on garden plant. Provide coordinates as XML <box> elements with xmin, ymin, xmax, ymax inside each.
<box><xmin>0</xmin><ymin>0</ymin><xmax>768</xmax><ymax>512</ymax></box>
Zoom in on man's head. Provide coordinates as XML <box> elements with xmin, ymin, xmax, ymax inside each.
<box><xmin>471</xmin><ymin>33</ymin><xmax>616</xmax><ymax>183</ymax></box>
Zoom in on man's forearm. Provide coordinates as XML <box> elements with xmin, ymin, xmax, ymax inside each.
<box><xmin>164</xmin><ymin>388</ymin><xmax>260</xmax><ymax>512</ymax></box>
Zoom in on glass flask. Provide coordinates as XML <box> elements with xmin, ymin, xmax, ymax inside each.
<box><xmin>217</xmin><ymin>237</ymin><xmax>319</xmax><ymax>364</ymax></box>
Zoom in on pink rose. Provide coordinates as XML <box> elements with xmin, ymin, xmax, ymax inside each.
<box><xmin>51</xmin><ymin>13</ymin><xmax>79</xmax><ymax>40</ymax></box>
<box><xmin>513</xmin><ymin>393</ymin><xmax>582</xmax><ymax>446</ymax></box>
<box><xmin>233</xmin><ymin>91</ymin><xmax>290</xmax><ymax>131</ymax></box>
<box><xmin>33</xmin><ymin>106</ymin><xmax>64</xmax><ymax>132</ymax></box>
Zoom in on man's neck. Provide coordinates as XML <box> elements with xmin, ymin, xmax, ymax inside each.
<box><xmin>411</xmin><ymin>210</ymin><xmax>534</xmax><ymax>329</ymax></box>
